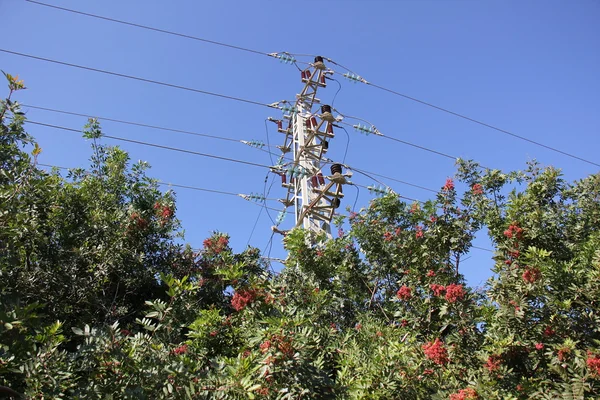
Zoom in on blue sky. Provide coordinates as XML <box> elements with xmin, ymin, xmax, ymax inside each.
<box><xmin>1</xmin><ymin>0</ymin><xmax>599</xmax><ymax>287</ymax></box>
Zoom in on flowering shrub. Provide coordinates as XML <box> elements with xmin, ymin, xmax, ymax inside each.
<box><xmin>2</xmin><ymin>78</ymin><xmax>600</xmax><ymax>398</ymax></box>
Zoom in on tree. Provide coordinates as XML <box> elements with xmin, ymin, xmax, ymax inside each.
<box><xmin>1</xmin><ymin>73</ymin><xmax>599</xmax><ymax>398</ymax></box>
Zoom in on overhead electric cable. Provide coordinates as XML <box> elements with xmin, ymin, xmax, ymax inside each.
<box><xmin>364</xmin><ymin>82</ymin><xmax>600</xmax><ymax>168</ymax></box>
<box><xmin>23</xmin><ymin>104</ymin><xmax>440</xmax><ymax>193</ymax></box>
<box><xmin>24</xmin><ymin>0</ymin><xmax>268</xmax><ymax>56</ymax></box>
<box><xmin>22</xmin><ymin>1</ymin><xmax>598</xmax><ymax>167</ymax></box>
<box><xmin>37</xmin><ymin>162</ymin><xmax>288</xmax><ymax>213</ymax></box>
<box><xmin>26</xmin><ymin>121</ymin><xmax>272</xmax><ymax>169</ymax></box>
<box><xmin>0</xmin><ymin>49</ymin><xmax>273</xmax><ymax>109</ymax></box>
<box><xmin>23</xmin><ymin>104</ymin><xmax>279</xmax><ymax>147</ymax></box>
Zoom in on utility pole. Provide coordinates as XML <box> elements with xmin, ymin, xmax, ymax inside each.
<box><xmin>269</xmin><ymin>56</ymin><xmax>350</xmax><ymax>239</ymax></box>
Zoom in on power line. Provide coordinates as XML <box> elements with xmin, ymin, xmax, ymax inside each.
<box><xmin>23</xmin><ymin>1</ymin><xmax>599</xmax><ymax>168</ymax></box>
<box><xmin>0</xmin><ymin>49</ymin><xmax>273</xmax><ymax>109</ymax></box>
<box><xmin>37</xmin><ymin>162</ymin><xmax>493</xmax><ymax>253</ymax></box>
<box><xmin>364</xmin><ymin>82</ymin><xmax>600</xmax><ymax>168</ymax></box>
<box><xmin>24</xmin><ymin>0</ymin><xmax>269</xmax><ymax>57</ymax></box>
<box><xmin>37</xmin><ymin>162</ymin><xmax>288</xmax><ymax>214</ymax></box>
<box><xmin>23</xmin><ymin>104</ymin><xmax>260</xmax><ymax>145</ymax></box>
<box><xmin>24</xmin><ymin>104</ymin><xmax>441</xmax><ymax>194</ymax></box>
<box><xmin>26</xmin><ymin>120</ymin><xmax>273</xmax><ymax>169</ymax></box>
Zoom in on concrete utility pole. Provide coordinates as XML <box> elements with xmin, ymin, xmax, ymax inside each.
<box><xmin>270</xmin><ymin>56</ymin><xmax>350</xmax><ymax>239</ymax></box>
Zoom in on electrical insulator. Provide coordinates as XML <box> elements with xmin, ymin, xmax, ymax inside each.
<box><xmin>281</xmin><ymin>174</ymin><xmax>287</xmax><ymax>184</ymax></box>
<box><xmin>343</xmin><ymin>72</ymin><xmax>363</xmax><ymax>83</ymax></box>
<box><xmin>321</xmin><ymin>105</ymin><xmax>335</xmax><ymax>122</ymax></box>
<box><xmin>368</xmin><ymin>185</ymin><xmax>389</xmax><ymax>196</ymax></box>
<box><xmin>320</xmin><ymin>74</ymin><xmax>326</xmax><ymax>85</ymax></box>
<box><xmin>317</xmin><ymin>173</ymin><xmax>325</xmax><ymax>185</ymax></box>
<box><xmin>276</xmin><ymin>210</ymin><xmax>286</xmax><ymax>225</ymax></box>
<box><xmin>277</xmin><ymin>53</ymin><xmax>296</xmax><ymax>64</ymax></box>
<box><xmin>311</xmin><ymin>176</ymin><xmax>318</xmax><ymax>187</ymax></box>
<box><xmin>330</xmin><ymin>163</ymin><xmax>343</xmax><ymax>175</ymax></box>
<box><xmin>326</xmin><ymin>122</ymin><xmax>334</xmax><ymax>134</ymax></box>
<box><xmin>332</xmin><ymin>198</ymin><xmax>341</xmax><ymax>208</ymax></box>
<box><xmin>314</xmin><ymin>56</ymin><xmax>325</xmax><ymax>69</ymax></box>
<box><xmin>322</xmin><ymin>140</ymin><xmax>329</xmax><ymax>150</ymax></box>
<box><xmin>277</xmin><ymin>120</ymin><xmax>282</xmax><ymax>131</ymax></box>
<box><xmin>310</xmin><ymin>117</ymin><xmax>318</xmax><ymax>128</ymax></box>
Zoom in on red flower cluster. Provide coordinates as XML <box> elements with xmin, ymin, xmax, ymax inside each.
<box><xmin>396</xmin><ymin>285</ymin><xmax>412</xmax><ymax>300</ymax></box>
<box><xmin>430</xmin><ymin>216</ymin><xmax>437</xmax><ymax>223</ymax></box>
<box><xmin>426</xmin><ymin>270</ymin><xmax>436</xmax><ymax>277</ymax></box>
<box><xmin>442</xmin><ymin>178</ymin><xmax>455</xmax><ymax>191</ymax></box>
<box><xmin>522</xmin><ymin>267</ymin><xmax>541</xmax><ymax>283</ymax></box>
<box><xmin>129</xmin><ymin>212</ymin><xmax>148</xmax><ymax>230</ymax></box>
<box><xmin>231</xmin><ymin>289</ymin><xmax>258</xmax><ymax>311</ymax></box>
<box><xmin>445</xmin><ymin>284</ymin><xmax>466</xmax><ymax>303</ymax></box>
<box><xmin>383</xmin><ymin>232</ymin><xmax>393</xmax><ymax>242</ymax></box>
<box><xmin>587</xmin><ymin>351</ymin><xmax>600</xmax><ymax>375</ymax></box>
<box><xmin>504</xmin><ymin>223</ymin><xmax>524</xmax><ymax>239</ymax></box>
<box><xmin>471</xmin><ymin>183</ymin><xmax>484</xmax><ymax>195</ymax></box>
<box><xmin>558</xmin><ymin>347</ymin><xmax>571</xmax><ymax>361</ymax></box>
<box><xmin>508</xmin><ymin>250</ymin><xmax>520</xmax><ymax>259</ymax></box>
<box><xmin>204</xmin><ymin>236</ymin><xmax>229</xmax><ymax>254</ymax></box>
<box><xmin>430</xmin><ymin>284</ymin><xmax>445</xmax><ymax>296</ymax></box>
<box><xmin>415</xmin><ymin>225</ymin><xmax>424</xmax><ymax>239</ymax></box>
<box><xmin>485</xmin><ymin>354</ymin><xmax>502</xmax><ymax>372</ymax></box>
<box><xmin>171</xmin><ymin>344</ymin><xmax>188</xmax><ymax>355</ymax></box>
<box><xmin>449</xmin><ymin>388</ymin><xmax>478</xmax><ymax>400</ymax></box>
<box><xmin>543</xmin><ymin>326</ymin><xmax>555</xmax><ymax>337</ymax></box>
<box><xmin>422</xmin><ymin>338</ymin><xmax>449</xmax><ymax>365</ymax></box>
<box><xmin>535</xmin><ymin>343</ymin><xmax>544</xmax><ymax>350</ymax></box>
<box><xmin>154</xmin><ymin>202</ymin><xmax>173</xmax><ymax>222</ymax></box>
<box><xmin>410</xmin><ymin>203</ymin><xmax>419</xmax><ymax>214</ymax></box>
<box><xmin>259</xmin><ymin>340</ymin><xmax>272</xmax><ymax>353</ymax></box>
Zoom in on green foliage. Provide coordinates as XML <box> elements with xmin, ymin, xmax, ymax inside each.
<box><xmin>2</xmin><ymin>77</ymin><xmax>600</xmax><ymax>398</ymax></box>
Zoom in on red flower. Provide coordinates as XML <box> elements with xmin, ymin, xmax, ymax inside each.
<box><xmin>587</xmin><ymin>351</ymin><xmax>600</xmax><ymax>375</ymax></box>
<box><xmin>522</xmin><ymin>267</ymin><xmax>541</xmax><ymax>283</ymax></box>
<box><xmin>161</xmin><ymin>206</ymin><xmax>173</xmax><ymax>219</ymax></box>
<box><xmin>401</xmin><ymin>319</ymin><xmax>408</xmax><ymax>327</ymax></box>
<box><xmin>209</xmin><ymin>330</ymin><xmax>218</xmax><ymax>337</ymax></box>
<box><xmin>445</xmin><ymin>284</ymin><xmax>465</xmax><ymax>303</ymax></box>
<box><xmin>427</xmin><ymin>270</ymin><xmax>436</xmax><ymax>277</ymax></box>
<box><xmin>422</xmin><ymin>338</ymin><xmax>449</xmax><ymax>365</ymax></box>
<box><xmin>423</xmin><ymin>368</ymin><xmax>434</xmax><ymax>375</ymax></box>
<box><xmin>471</xmin><ymin>184</ymin><xmax>484</xmax><ymax>195</ymax></box>
<box><xmin>172</xmin><ymin>344</ymin><xmax>188</xmax><ymax>355</ymax></box>
<box><xmin>449</xmin><ymin>388</ymin><xmax>478</xmax><ymax>400</ymax></box>
<box><xmin>508</xmin><ymin>250</ymin><xmax>520</xmax><ymax>258</ymax></box>
<box><xmin>231</xmin><ymin>289</ymin><xmax>258</xmax><ymax>311</ymax></box>
<box><xmin>430</xmin><ymin>216</ymin><xmax>437</xmax><ymax>223</ymax></box>
<box><xmin>153</xmin><ymin>202</ymin><xmax>161</xmax><ymax>210</ymax></box>
<box><xmin>396</xmin><ymin>285</ymin><xmax>412</xmax><ymax>300</ymax></box>
<box><xmin>260</xmin><ymin>340</ymin><xmax>272</xmax><ymax>353</ymax></box>
<box><xmin>376</xmin><ymin>331</ymin><xmax>383</xmax><ymax>337</ymax></box>
<box><xmin>410</xmin><ymin>203</ymin><xmax>419</xmax><ymax>213</ymax></box>
<box><xmin>383</xmin><ymin>232</ymin><xmax>393</xmax><ymax>242</ymax></box>
<box><xmin>503</xmin><ymin>223</ymin><xmax>524</xmax><ymax>239</ymax></box>
<box><xmin>535</xmin><ymin>343</ymin><xmax>544</xmax><ymax>350</ymax></box>
<box><xmin>394</xmin><ymin>227</ymin><xmax>402</xmax><ymax>235</ymax></box>
<box><xmin>485</xmin><ymin>355</ymin><xmax>502</xmax><ymax>372</ymax></box>
<box><xmin>442</xmin><ymin>178</ymin><xmax>455</xmax><ymax>191</ymax></box>
<box><xmin>355</xmin><ymin>323</ymin><xmax>362</xmax><ymax>331</ymax></box>
<box><xmin>430</xmin><ymin>284</ymin><xmax>446</xmax><ymax>296</ymax></box>
<box><xmin>415</xmin><ymin>225</ymin><xmax>424</xmax><ymax>239</ymax></box>
<box><xmin>558</xmin><ymin>347</ymin><xmax>570</xmax><ymax>361</ymax></box>
<box><xmin>543</xmin><ymin>326</ymin><xmax>555</xmax><ymax>337</ymax></box>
